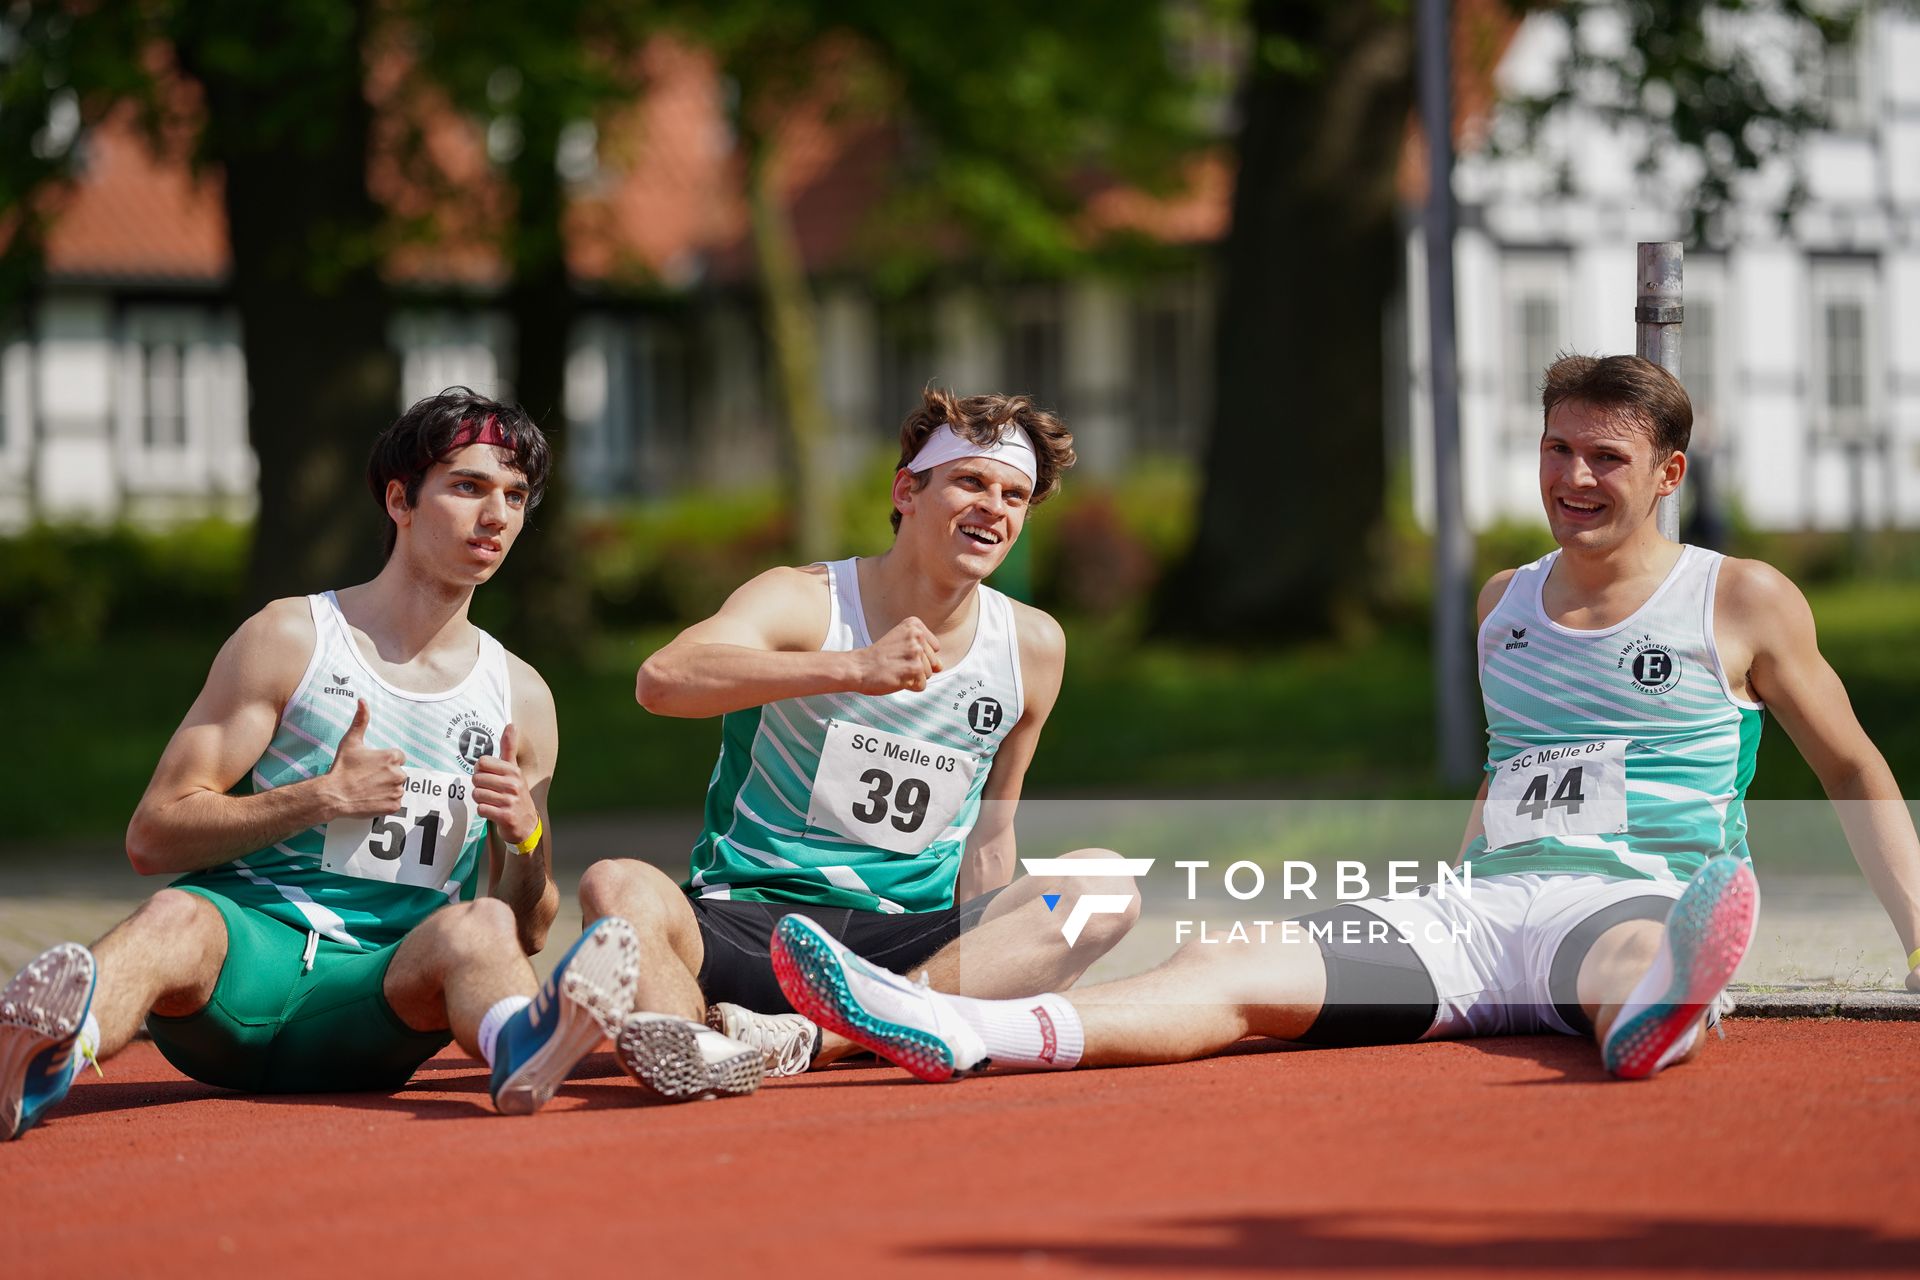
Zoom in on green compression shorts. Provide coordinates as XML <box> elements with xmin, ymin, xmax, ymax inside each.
<box><xmin>147</xmin><ymin>886</ymin><xmax>451</xmax><ymax>1093</ymax></box>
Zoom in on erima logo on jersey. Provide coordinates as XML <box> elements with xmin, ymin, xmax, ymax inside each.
<box><xmin>1505</xmin><ymin>627</ymin><xmax>1529</xmax><ymax>651</ymax></box>
<box><xmin>322</xmin><ymin>672</ymin><xmax>354</xmax><ymax>697</ymax></box>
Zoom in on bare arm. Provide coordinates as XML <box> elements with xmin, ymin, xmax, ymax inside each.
<box><xmin>125</xmin><ymin>600</ymin><xmax>406</xmax><ymax>876</ymax></box>
<box><xmin>1448</xmin><ymin>570</ymin><xmax>1511</xmax><ymax>864</ymax></box>
<box><xmin>957</xmin><ymin>604</ymin><xmax>1066</xmax><ymax>902</ymax></box>
<box><xmin>480</xmin><ymin>653</ymin><xmax>561</xmax><ymax>954</ymax></box>
<box><xmin>1725</xmin><ymin>560</ymin><xmax>1920</xmax><ymax>990</ymax></box>
<box><xmin>636</xmin><ymin>566</ymin><xmax>946</xmax><ymax>718</ymax></box>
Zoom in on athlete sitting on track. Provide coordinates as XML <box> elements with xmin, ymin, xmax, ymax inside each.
<box><xmin>772</xmin><ymin>354</ymin><xmax>1920</xmax><ymax>1082</ymax></box>
<box><xmin>1</xmin><ymin>390</ymin><xmax>641</xmax><ymax>1141</ymax></box>
<box><xmin>579</xmin><ymin>388</ymin><xmax>1143</xmax><ymax>1102</ymax></box>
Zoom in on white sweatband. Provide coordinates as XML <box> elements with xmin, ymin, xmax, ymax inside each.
<box><xmin>905</xmin><ymin>423</ymin><xmax>1039</xmax><ymax>489</ymax></box>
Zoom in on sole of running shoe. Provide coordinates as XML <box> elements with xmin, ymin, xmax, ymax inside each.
<box><xmin>771</xmin><ymin>917</ymin><xmax>984</xmax><ymax>1083</ymax></box>
<box><xmin>493</xmin><ymin>921</ymin><xmax>638</xmax><ymax>1116</ymax></box>
<box><xmin>707</xmin><ymin>1003</ymin><xmax>816</xmax><ymax>1078</ymax></box>
<box><xmin>615</xmin><ymin>1015</ymin><xmax>762</xmax><ymax>1104</ymax></box>
<box><xmin>1603</xmin><ymin>858</ymin><xmax>1760</xmax><ymax>1081</ymax></box>
<box><xmin>1</xmin><ymin>943</ymin><xmax>96</xmax><ymax>1140</ymax></box>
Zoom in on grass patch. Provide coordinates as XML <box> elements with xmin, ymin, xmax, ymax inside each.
<box><xmin>9</xmin><ymin>581</ymin><xmax>1917</xmax><ymax>848</ymax></box>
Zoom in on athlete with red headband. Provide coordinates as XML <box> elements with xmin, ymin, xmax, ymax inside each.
<box><xmin>1</xmin><ymin>389</ymin><xmax>640</xmax><ymax>1140</ymax></box>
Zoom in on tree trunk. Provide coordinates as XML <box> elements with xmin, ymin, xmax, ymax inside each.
<box><xmin>490</xmin><ymin>104</ymin><xmax>591</xmax><ymax>657</ymax></box>
<box><xmin>1155</xmin><ymin>0</ymin><xmax>1415</xmax><ymax>641</ymax></box>
<box><xmin>744</xmin><ymin>128</ymin><xmax>838</xmax><ymax>564</ymax></box>
<box><xmin>177</xmin><ymin>0</ymin><xmax>399</xmax><ymax>607</ymax></box>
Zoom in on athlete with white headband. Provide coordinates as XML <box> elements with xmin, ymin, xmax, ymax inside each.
<box><xmin>575</xmin><ymin>387</ymin><xmax>1143</xmax><ymax>1099</ymax></box>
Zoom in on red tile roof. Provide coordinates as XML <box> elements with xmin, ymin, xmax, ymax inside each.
<box><xmin>43</xmin><ymin>104</ymin><xmax>229</xmax><ymax>283</ymax></box>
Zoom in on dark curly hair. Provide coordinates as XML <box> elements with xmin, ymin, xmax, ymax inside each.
<box><xmin>891</xmin><ymin>387</ymin><xmax>1076</xmax><ymax>533</ymax></box>
<box><xmin>366</xmin><ymin>388</ymin><xmax>552</xmax><ymax>557</ymax></box>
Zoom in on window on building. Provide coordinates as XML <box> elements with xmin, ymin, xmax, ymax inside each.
<box><xmin>1822</xmin><ymin>32</ymin><xmax>1868</xmax><ymax>133</ymax></box>
<box><xmin>1502</xmin><ymin>258</ymin><xmax>1567</xmax><ymax>448</ymax></box>
<box><xmin>1684</xmin><ymin>299</ymin><xmax>1716</xmax><ymax>423</ymax></box>
<box><xmin>142</xmin><ymin>340</ymin><xmax>188</xmax><ymax>449</ymax></box>
<box><xmin>1002</xmin><ymin>287</ymin><xmax>1064</xmax><ymax>414</ymax></box>
<box><xmin>394</xmin><ymin>311</ymin><xmax>506</xmax><ymax>406</ymax></box>
<box><xmin>877</xmin><ymin>298</ymin><xmax>938</xmax><ymax>439</ymax></box>
<box><xmin>1809</xmin><ymin>260</ymin><xmax>1879</xmax><ymax>447</ymax></box>
<box><xmin>1131</xmin><ymin>279</ymin><xmax>1209</xmax><ymax>454</ymax></box>
<box><xmin>1823</xmin><ymin>299</ymin><xmax>1867</xmax><ymax>434</ymax></box>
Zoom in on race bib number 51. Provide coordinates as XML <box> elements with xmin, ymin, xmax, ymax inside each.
<box><xmin>321</xmin><ymin>768</ymin><xmax>473</xmax><ymax>892</ymax></box>
<box><xmin>1483</xmin><ymin>739</ymin><xmax>1629</xmax><ymax>852</ymax></box>
<box><xmin>807</xmin><ymin>720</ymin><xmax>978</xmax><ymax>856</ymax></box>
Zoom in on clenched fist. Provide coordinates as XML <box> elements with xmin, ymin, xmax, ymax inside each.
<box><xmin>472</xmin><ymin>723</ymin><xmax>538</xmax><ymax>847</ymax></box>
<box><xmin>324</xmin><ymin>700</ymin><xmax>407</xmax><ymax>818</ymax></box>
<box><xmin>853</xmin><ymin>617</ymin><xmax>941</xmax><ymax>694</ymax></box>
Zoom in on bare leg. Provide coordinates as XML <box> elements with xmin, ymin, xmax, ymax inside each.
<box><xmin>807</xmin><ymin>847</ymin><xmax>1145</xmax><ymax>1067</ymax></box>
<box><xmin>88</xmin><ymin>889</ymin><xmax>230</xmax><ymax>1058</ymax></box>
<box><xmin>1579</xmin><ymin>918</ymin><xmax>1706</xmax><ymax>1064</ymax></box>
<box><xmin>1067</xmin><ymin>932</ymin><xmax>1328</xmax><ymax>1067</ymax></box>
<box><xmin>576</xmin><ymin>859</ymin><xmax>706</xmax><ymax>1023</ymax></box>
<box><xmin>918</xmin><ymin>847</ymin><xmax>1142</xmax><ymax>997</ymax></box>
<box><xmin>383</xmin><ymin>899</ymin><xmax>539</xmax><ymax>1057</ymax></box>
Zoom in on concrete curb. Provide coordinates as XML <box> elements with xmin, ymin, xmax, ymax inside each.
<box><xmin>1728</xmin><ymin>986</ymin><xmax>1920</xmax><ymax>1021</ymax></box>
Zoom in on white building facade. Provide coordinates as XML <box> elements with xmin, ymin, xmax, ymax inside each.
<box><xmin>1407</xmin><ymin>5</ymin><xmax>1920</xmax><ymax>534</ymax></box>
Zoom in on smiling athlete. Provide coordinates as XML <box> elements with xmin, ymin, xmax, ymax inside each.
<box><xmin>578</xmin><ymin>388</ymin><xmax>1142</xmax><ymax>1100</ymax></box>
<box><xmin>773</xmin><ymin>354</ymin><xmax>1920</xmax><ymax>1082</ymax></box>
<box><xmin>0</xmin><ymin>389</ymin><xmax>638</xmax><ymax>1141</ymax></box>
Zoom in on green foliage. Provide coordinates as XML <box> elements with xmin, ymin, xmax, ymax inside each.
<box><xmin>0</xmin><ymin>521</ymin><xmax>247</xmax><ymax>649</ymax></box>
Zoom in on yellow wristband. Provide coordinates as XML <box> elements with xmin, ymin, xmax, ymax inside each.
<box><xmin>512</xmin><ymin>818</ymin><xmax>543</xmax><ymax>857</ymax></box>
<box><xmin>1907</xmin><ymin>945</ymin><xmax>1920</xmax><ymax>973</ymax></box>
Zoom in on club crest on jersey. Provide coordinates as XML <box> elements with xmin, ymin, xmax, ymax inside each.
<box><xmin>1619</xmin><ymin>636</ymin><xmax>1682</xmax><ymax>695</ymax></box>
<box><xmin>966</xmin><ymin>696</ymin><xmax>1004</xmax><ymax>736</ymax></box>
<box><xmin>444</xmin><ymin>711</ymin><xmax>497</xmax><ymax>770</ymax></box>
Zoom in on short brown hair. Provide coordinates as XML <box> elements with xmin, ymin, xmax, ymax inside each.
<box><xmin>1540</xmin><ymin>354</ymin><xmax>1693</xmax><ymax>458</ymax></box>
<box><xmin>890</xmin><ymin>388</ymin><xmax>1076</xmax><ymax>532</ymax></box>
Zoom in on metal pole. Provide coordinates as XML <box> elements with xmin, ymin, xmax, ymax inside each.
<box><xmin>1420</xmin><ymin>0</ymin><xmax>1476</xmax><ymax>787</ymax></box>
<box><xmin>1636</xmin><ymin>242</ymin><xmax>1684</xmax><ymax>541</ymax></box>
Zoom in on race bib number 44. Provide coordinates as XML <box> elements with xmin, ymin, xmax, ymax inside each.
<box><xmin>321</xmin><ymin>768</ymin><xmax>473</xmax><ymax>892</ymax></box>
<box><xmin>807</xmin><ymin>720</ymin><xmax>978</xmax><ymax>856</ymax></box>
<box><xmin>1483</xmin><ymin>739</ymin><xmax>1629</xmax><ymax>852</ymax></box>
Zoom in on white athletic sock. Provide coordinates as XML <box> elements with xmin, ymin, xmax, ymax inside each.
<box><xmin>943</xmin><ymin>990</ymin><xmax>1084</xmax><ymax>1070</ymax></box>
<box><xmin>476</xmin><ymin>996</ymin><xmax>532</xmax><ymax>1067</ymax></box>
<box><xmin>69</xmin><ymin>1010</ymin><xmax>102</xmax><ymax>1083</ymax></box>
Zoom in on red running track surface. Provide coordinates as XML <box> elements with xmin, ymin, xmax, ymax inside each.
<box><xmin>6</xmin><ymin>1020</ymin><xmax>1918</xmax><ymax>1279</ymax></box>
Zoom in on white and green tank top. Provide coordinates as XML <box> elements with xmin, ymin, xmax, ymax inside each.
<box><xmin>688</xmin><ymin>559</ymin><xmax>1025</xmax><ymax>913</ymax></box>
<box><xmin>1466</xmin><ymin>545</ymin><xmax>1763</xmax><ymax>882</ymax></box>
<box><xmin>176</xmin><ymin>592</ymin><xmax>512</xmax><ymax>948</ymax></box>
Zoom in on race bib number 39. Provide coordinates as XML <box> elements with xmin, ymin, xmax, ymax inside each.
<box><xmin>321</xmin><ymin>768</ymin><xmax>473</xmax><ymax>892</ymax></box>
<box><xmin>1483</xmin><ymin>739</ymin><xmax>1629</xmax><ymax>852</ymax></box>
<box><xmin>807</xmin><ymin>720</ymin><xmax>978</xmax><ymax>856</ymax></box>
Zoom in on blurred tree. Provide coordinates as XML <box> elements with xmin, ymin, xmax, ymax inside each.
<box><xmin>689</xmin><ymin>0</ymin><xmax>1203</xmax><ymax>562</ymax></box>
<box><xmin>1159</xmin><ymin>0</ymin><xmax>1859</xmax><ymax>641</ymax></box>
<box><xmin>0</xmin><ymin>0</ymin><xmax>399</xmax><ymax>604</ymax></box>
<box><xmin>394</xmin><ymin>2</ymin><xmax>653</xmax><ymax>653</ymax></box>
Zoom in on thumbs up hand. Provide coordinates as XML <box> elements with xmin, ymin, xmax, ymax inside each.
<box><xmin>472</xmin><ymin>723</ymin><xmax>537</xmax><ymax>847</ymax></box>
<box><xmin>324</xmin><ymin>700</ymin><xmax>408</xmax><ymax>818</ymax></box>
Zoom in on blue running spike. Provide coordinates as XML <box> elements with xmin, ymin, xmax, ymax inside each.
<box><xmin>2</xmin><ymin>943</ymin><xmax>97</xmax><ymax>1141</ymax></box>
<box><xmin>1042</xmin><ymin>894</ymin><xmax>1062</xmax><ymax>911</ymax></box>
<box><xmin>489</xmin><ymin>917</ymin><xmax>639</xmax><ymax>1116</ymax></box>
